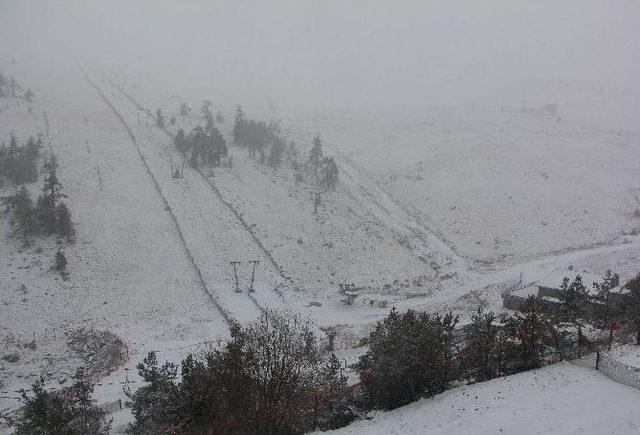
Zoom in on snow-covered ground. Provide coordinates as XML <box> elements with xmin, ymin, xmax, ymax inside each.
<box><xmin>1</xmin><ymin>46</ymin><xmax>639</xmax><ymax>434</ymax></box>
<box><xmin>321</xmin><ymin>362</ymin><xmax>640</xmax><ymax>435</ymax></box>
<box><xmin>609</xmin><ymin>345</ymin><xmax>640</xmax><ymax>369</ymax></box>
<box><xmin>286</xmin><ymin>107</ymin><xmax>640</xmax><ymax>264</ymax></box>
<box><xmin>0</xmin><ymin>62</ymin><xmax>230</xmax><ymax>425</ymax></box>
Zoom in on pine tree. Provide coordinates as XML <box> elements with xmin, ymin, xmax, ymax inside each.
<box><xmin>558</xmin><ymin>275</ymin><xmax>590</xmax><ymax>347</ymax></box>
<box><xmin>11</xmin><ymin>186</ymin><xmax>37</xmax><ymax>245</ymax></box>
<box><xmin>501</xmin><ymin>296</ymin><xmax>556</xmax><ymax>372</ymax></box>
<box><xmin>593</xmin><ymin>270</ymin><xmax>616</xmax><ymax>328</ymax></box>
<box><xmin>463</xmin><ymin>308</ymin><xmax>501</xmax><ymax>382</ymax></box>
<box><xmin>156</xmin><ymin>109</ymin><xmax>164</xmax><ymax>127</ymax></box>
<box><xmin>308</xmin><ymin>136</ymin><xmax>324</xmax><ymax>175</ymax></box>
<box><xmin>37</xmin><ymin>157</ymin><xmax>65</xmax><ymax>234</ymax></box>
<box><xmin>15</xmin><ymin>376</ymin><xmax>110</xmax><ymax>435</ymax></box>
<box><xmin>232</xmin><ymin>105</ymin><xmax>245</xmax><ymax>145</ymax></box>
<box><xmin>623</xmin><ymin>274</ymin><xmax>640</xmax><ymax>345</ymax></box>
<box><xmin>0</xmin><ymin>72</ymin><xmax>6</xmax><ymax>97</ymax></box>
<box><xmin>319</xmin><ymin>157</ymin><xmax>339</xmax><ymax>190</ymax></box>
<box><xmin>173</xmin><ymin>128</ymin><xmax>187</xmax><ymax>154</ymax></box>
<box><xmin>314</xmin><ymin>353</ymin><xmax>355</xmax><ymax>430</ymax></box>
<box><xmin>56</xmin><ymin>202</ymin><xmax>75</xmax><ymax>241</ymax></box>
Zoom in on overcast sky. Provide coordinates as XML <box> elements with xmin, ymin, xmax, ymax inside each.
<box><xmin>1</xmin><ymin>0</ymin><xmax>638</xmax><ymax>121</ymax></box>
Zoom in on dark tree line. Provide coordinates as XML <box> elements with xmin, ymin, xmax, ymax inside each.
<box><xmin>3</xmin><ymin>154</ymin><xmax>75</xmax><ymax>245</ymax></box>
<box><xmin>231</xmin><ymin>106</ymin><xmax>339</xmax><ymax>189</ymax></box>
<box><xmin>126</xmin><ymin>312</ymin><xmax>356</xmax><ymax>434</ymax></box>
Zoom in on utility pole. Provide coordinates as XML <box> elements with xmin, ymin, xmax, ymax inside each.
<box><xmin>230</xmin><ymin>261</ymin><xmax>242</xmax><ymax>293</ymax></box>
<box><xmin>248</xmin><ymin>260</ymin><xmax>260</xmax><ymax>293</ymax></box>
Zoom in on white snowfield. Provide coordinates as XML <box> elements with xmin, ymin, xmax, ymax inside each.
<box><xmin>321</xmin><ymin>363</ymin><xmax>640</xmax><ymax>435</ymax></box>
<box><xmin>1</xmin><ymin>55</ymin><xmax>639</xmax><ymax>434</ymax></box>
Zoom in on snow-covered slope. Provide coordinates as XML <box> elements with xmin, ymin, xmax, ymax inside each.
<box><xmin>321</xmin><ymin>363</ymin><xmax>640</xmax><ymax>435</ymax></box>
<box><xmin>0</xmin><ymin>61</ymin><xmax>230</xmax><ymax>422</ymax></box>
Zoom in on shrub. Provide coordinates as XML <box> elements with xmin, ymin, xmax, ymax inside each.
<box><xmin>15</xmin><ymin>375</ymin><xmax>111</xmax><ymax>435</ymax></box>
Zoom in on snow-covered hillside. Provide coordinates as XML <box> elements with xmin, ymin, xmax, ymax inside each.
<box><xmin>1</xmin><ymin>1</ymin><xmax>639</xmax><ymax>432</ymax></box>
<box><xmin>321</xmin><ymin>363</ymin><xmax>640</xmax><ymax>435</ymax></box>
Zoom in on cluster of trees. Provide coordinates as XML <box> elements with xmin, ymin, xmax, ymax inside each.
<box><xmin>0</xmin><ymin>72</ymin><xmax>34</xmax><ymax>101</ymax></box>
<box><xmin>126</xmin><ymin>312</ymin><xmax>355</xmax><ymax>434</ymax></box>
<box><xmin>357</xmin><ymin>298</ymin><xmax>562</xmax><ymax>411</ymax></box>
<box><xmin>172</xmin><ymin>100</ymin><xmax>228</xmax><ymax>169</ymax></box>
<box><xmin>15</xmin><ymin>374</ymin><xmax>111</xmax><ymax>435</ymax></box>
<box><xmin>232</xmin><ymin>106</ymin><xmax>286</xmax><ymax>166</ymax></box>
<box><xmin>0</xmin><ymin>134</ymin><xmax>43</xmax><ymax>185</ymax></box>
<box><xmin>3</xmin><ymin>155</ymin><xmax>74</xmax><ymax>245</ymax></box>
<box><xmin>307</xmin><ymin>136</ymin><xmax>339</xmax><ymax>191</ymax></box>
<box><xmin>556</xmin><ymin>272</ymin><xmax>640</xmax><ymax>347</ymax></box>
<box><xmin>360</xmin><ymin>271</ymin><xmax>640</xmax><ymax>412</ymax></box>
<box><xmin>232</xmin><ymin>106</ymin><xmax>339</xmax><ymax>190</ymax></box>
<box><xmin>174</xmin><ymin>124</ymin><xmax>227</xmax><ymax>169</ymax></box>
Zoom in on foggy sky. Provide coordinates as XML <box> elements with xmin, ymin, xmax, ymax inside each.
<box><xmin>1</xmin><ymin>0</ymin><xmax>638</xmax><ymax>122</ymax></box>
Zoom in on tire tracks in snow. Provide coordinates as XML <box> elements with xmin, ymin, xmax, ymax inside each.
<box><xmin>78</xmin><ymin>64</ymin><xmax>235</xmax><ymax>326</ymax></box>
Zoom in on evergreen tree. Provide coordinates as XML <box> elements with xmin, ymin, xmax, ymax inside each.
<box><xmin>313</xmin><ymin>353</ymin><xmax>355</xmax><ymax>431</ymax></box>
<box><xmin>169</xmin><ymin>115</ymin><xmax>176</xmax><ymax>125</ymax></box>
<box><xmin>11</xmin><ymin>185</ymin><xmax>37</xmax><ymax>245</ymax></box>
<box><xmin>357</xmin><ymin>308</ymin><xmax>458</xmax><ymax>410</ymax></box>
<box><xmin>37</xmin><ymin>156</ymin><xmax>65</xmax><ymax>234</ymax></box>
<box><xmin>215</xmin><ymin>110</ymin><xmax>225</xmax><ymax>123</ymax></box>
<box><xmin>173</xmin><ymin>128</ymin><xmax>189</xmax><ymax>155</ymax></box>
<box><xmin>0</xmin><ymin>72</ymin><xmax>6</xmax><ymax>97</ymax></box>
<box><xmin>501</xmin><ymin>296</ymin><xmax>556</xmax><ymax>372</ymax></box>
<box><xmin>319</xmin><ymin>157</ymin><xmax>339</xmax><ymax>190</ymax></box>
<box><xmin>56</xmin><ymin>202</ymin><xmax>75</xmax><ymax>241</ymax></box>
<box><xmin>156</xmin><ymin>109</ymin><xmax>164</xmax><ymax>127</ymax></box>
<box><xmin>308</xmin><ymin>136</ymin><xmax>324</xmax><ymax>175</ymax></box>
<box><xmin>592</xmin><ymin>270</ymin><xmax>618</xmax><ymax>328</ymax></box>
<box><xmin>558</xmin><ymin>275</ymin><xmax>590</xmax><ymax>347</ymax></box>
<box><xmin>126</xmin><ymin>352</ymin><xmax>180</xmax><ymax>434</ymax></box>
<box><xmin>232</xmin><ymin>105</ymin><xmax>245</xmax><ymax>145</ymax></box>
<box><xmin>463</xmin><ymin>308</ymin><xmax>501</xmax><ymax>382</ymax></box>
<box><xmin>15</xmin><ymin>376</ymin><xmax>110</xmax><ymax>435</ymax></box>
<box><xmin>623</xmin><ymin>273</ymin><xmax>640</xmax><ymax>345</ymax></box>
